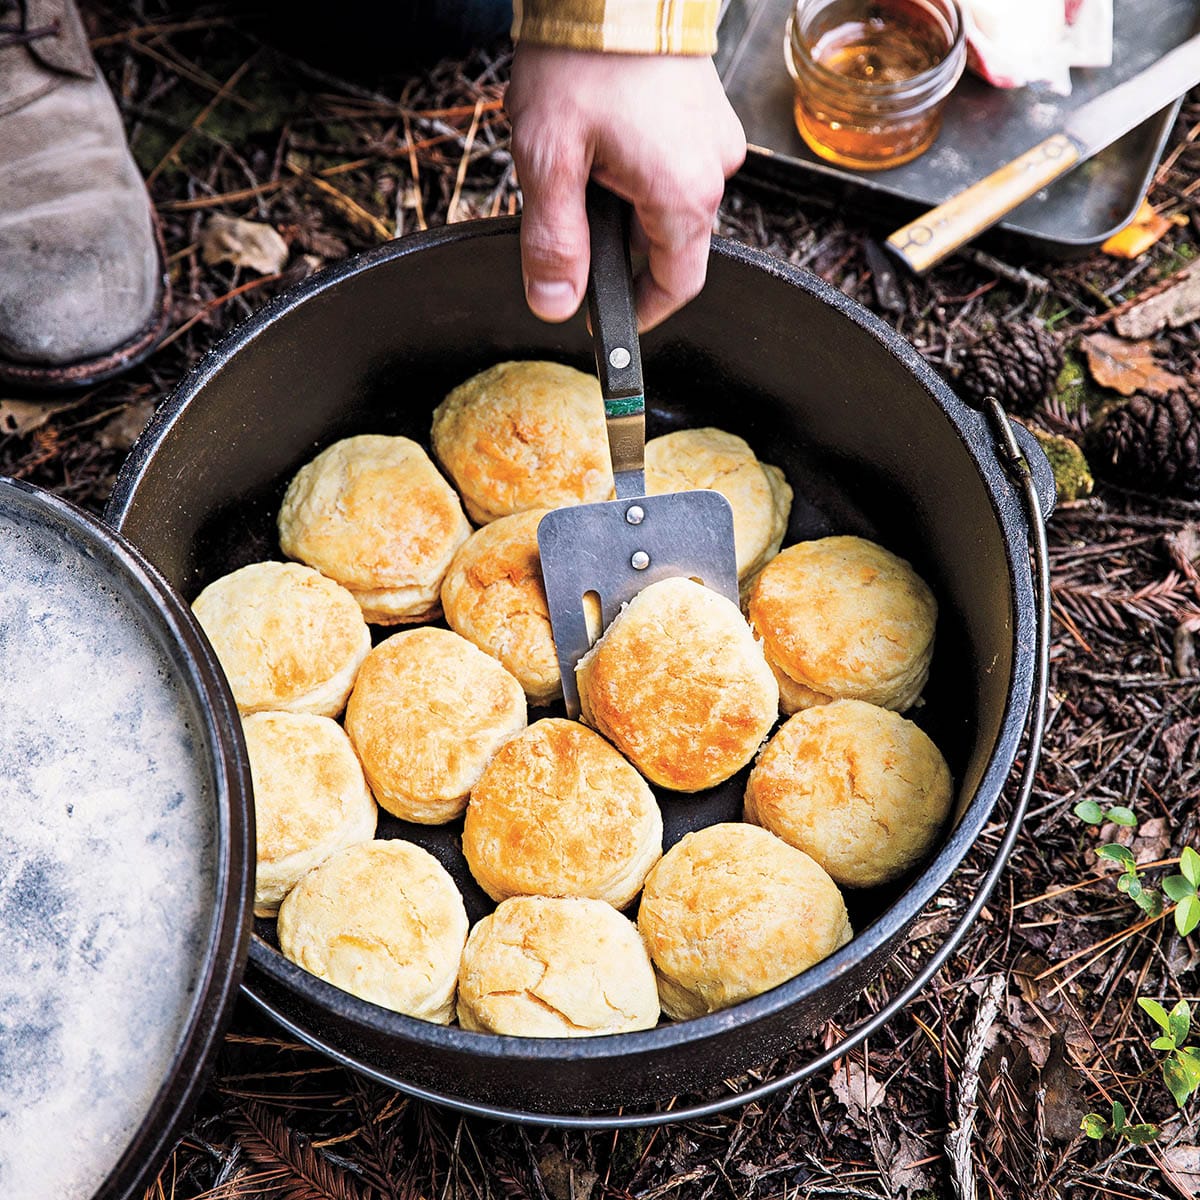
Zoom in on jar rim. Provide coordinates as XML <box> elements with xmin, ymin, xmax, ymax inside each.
<box><xmin>786</xmin><ymin>0</ymin><xmax>967</xmax><ymax>101</ymax></box>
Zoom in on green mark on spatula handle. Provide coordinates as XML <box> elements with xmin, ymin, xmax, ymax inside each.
<box><xmin>605</xmin><ymin>395</ymin><xmax>645</xmax><ymax>419</ymax></box>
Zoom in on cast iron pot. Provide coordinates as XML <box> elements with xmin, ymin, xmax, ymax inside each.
<box><xmin>106</xmin><ymin>217</ymin><xmax>1052</xmax><ymax>1126</ymax></box>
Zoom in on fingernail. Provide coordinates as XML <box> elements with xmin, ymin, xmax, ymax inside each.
<box><xmin>525</xmin><ymin>279</ymin><xmax>579</xmax><ymax>321</ymax></box>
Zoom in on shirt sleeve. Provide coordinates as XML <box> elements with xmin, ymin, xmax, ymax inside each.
<box><xmin>511</xmin><ymin>0</ymin><xmax>720</xmax><ymax>55</ymax></box>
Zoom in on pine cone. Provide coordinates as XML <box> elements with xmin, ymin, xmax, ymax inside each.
<box><xmin>956</xmin><ymin>319</ymin><xmax>1063</xmax><ymax>414</ymax></box>
<box><xmin>1094</xmin><ymin>389</ymin><xmax>1200</xmax><ymax>498</ymax></box>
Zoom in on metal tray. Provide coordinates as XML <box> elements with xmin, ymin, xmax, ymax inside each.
<box><xmin>717</xmin><ymin>0</ymin><xmax>1198</xmax><ymax>255</ymax></box>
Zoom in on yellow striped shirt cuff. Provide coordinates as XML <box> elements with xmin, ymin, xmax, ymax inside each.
<box><xmin>512</xmin><ymin>0</ymin><xmax>720</xmax><ymax>56</ymax></box>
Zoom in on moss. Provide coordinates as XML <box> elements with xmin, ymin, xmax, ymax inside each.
<box><xmin>1029</xmin><ymin>427</ymin><xmax>1094</xmax><ymax>503</ymax></box>
<box><xmin>1052</xmin><ymin>348</ymin><xmax>1118</xmax><ymax>424</ymax></box>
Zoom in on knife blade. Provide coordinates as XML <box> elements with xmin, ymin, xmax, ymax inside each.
<box><xmin>886</xmin><ymin>30</ymin><xmax>1200</xmax><ymax>274</ymax></box>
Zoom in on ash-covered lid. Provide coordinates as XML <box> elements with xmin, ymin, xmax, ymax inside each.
<box><xmin>0</xmin><ymin>479</ymin><xmax>251</xmax><ymax>1200</ymax></box>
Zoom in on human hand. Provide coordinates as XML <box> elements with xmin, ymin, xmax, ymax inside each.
<box><xmin>506</xmin><ymin>44</ymin><xmax>746</xmax><ymax>331</ymax></box>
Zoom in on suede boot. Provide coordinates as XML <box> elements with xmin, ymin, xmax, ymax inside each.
<box><xmin>0</xmin><ymin>0</ymin><xmax>168</xmax><ymax>389</ymax></box>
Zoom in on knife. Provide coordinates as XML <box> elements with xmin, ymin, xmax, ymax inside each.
<box><xmin>886</xmin><ymin>30</ymin><xmax>1200</xmax><ymax>274</ymax></box>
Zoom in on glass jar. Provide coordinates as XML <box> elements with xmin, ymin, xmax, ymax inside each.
<box><xmin>785</xmin><ymin>0</ymin><xmax>967</xmax><ymax>171</ymax></box>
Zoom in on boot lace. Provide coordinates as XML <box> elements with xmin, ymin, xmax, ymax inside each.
<box><xmin>0</xmin><ymin>1</ymin><xmax>59</xmax><ymax>50</ymax></box>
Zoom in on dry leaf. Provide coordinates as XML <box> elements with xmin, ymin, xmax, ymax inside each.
<box><xmin>830</xmin><ymin>1060</ymin><xmax>886</xmax><ymax>1120</ymax></box>
<box><xmin>0</xmin><ymin>397</ymin><xmax>78</xmax><ymax>436</ymax></box>
<box><xmin>1101</xmin><ymin>198</ymin><xmax>1183</xmax><ymax>259</ymax></box>
<box><xmin>1081</xmin><ymin>332</ymin><xmax>1187</xmax><ymax>397</ymax></box>
<box><xmin>1162</xmin><ymin>1145</ymin><xmax>1200</xmax><ymax>1195</ymax></box>
<box><xmin>538</xmin><ymin>1148</ymin><xmax>598</xmax><ymax>1200</ymax></box>
<box><xmin>97</xmin><ymin>398</ymin><xmax>156</xmax><ymax>452</ymax></box>
<box><xmin>201</xmin><ymin>213</ymin><xmax>289</xmax><ymax>275</ymax></box>
<box><xmin>1132</xmin><ymin>817</ymin><xmax>1172</xmax><ymax>865</ymax></box>
<box><xmin>1040</xmin><ymin>1034</ymin><xmax>1087</xmax><ymax>1142</ymax></box>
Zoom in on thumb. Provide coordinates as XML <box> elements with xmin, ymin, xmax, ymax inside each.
<box><xmin>516</xmin><ymin>141</ymin><xmax>591</xmax><ymax>323</ymax></box>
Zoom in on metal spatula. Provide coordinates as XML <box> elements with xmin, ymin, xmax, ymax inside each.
<box><xmin>537</xmin><ymin>184</ymin><xmax>738</xmax><ymax>718</ymax></box>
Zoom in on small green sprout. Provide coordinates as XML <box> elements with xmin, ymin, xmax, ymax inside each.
<box><xmin>1080</xmin><ymin>1100</ymin><xmax>1158</xmax><ymax>1145</ymax></box>
<box><xmin>1139</xmin><ymin>997</ymin><xmax>1200</xmax><ymax>1108</ymax></box>
<box><xmin>1074</xmin><ymin>799</ymin><xmax>1138</xmax><ymax>827</ymax></box>
<box><xmin>1161</xmin><ymin>847</ymin><xmax>1200</xmax><ymax>938</ymax></box>
<box><xmin>1096</xmin><ymin>844</ymin><xmax>1163</xmax><ymax>918</ymax></box>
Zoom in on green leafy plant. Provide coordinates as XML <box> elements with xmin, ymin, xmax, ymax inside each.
<box><xmin>1080</xmin><ymin>1100</ymin><xmax>1158</xmax><ymax>1145</ymax></box>
<box><xmin>1161</xmin><ymin>847</ymin><xmax>1200</xmax><ymax>938</ymax></box>
<box><xmin>1074</xmin><ymin>799</ymin><xmax>1138</xmax><ymax>827</ymax></box>
<box><xmin>1139</xmin><ymin>997</ymin><xmax>1200</xmax><ymax>1108</ymax></box>
<box><xmin>1095</xmin><ymin>843</ymin><xmax>1163</xmax><ymax>918</ymax></box>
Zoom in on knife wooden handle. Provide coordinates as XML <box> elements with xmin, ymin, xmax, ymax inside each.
<box><xmin>886</xmin><ymin>133</ymin><xmax>1083</xmax><ymax>274</ymax></box>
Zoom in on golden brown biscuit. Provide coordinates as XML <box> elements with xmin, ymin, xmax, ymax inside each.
<box><xmin>277</xmin><ymin>434</ymin><xmax>471</xmax><ymax>624</ymax></box>
<box><xmin>456</xmin><ymin>896</ymin><xmax>660</xmax><ymax>1036</ymax></box>
<box><xmin>344</xmin><ymin>627</ymin><xmax>527</xmax><ymax>823</ymax></box>
<box><xmin>744</xmin><ymin>700</ymin><xmax>952</xmax><ymax>888</ymax></box>
<box><xmin>244</xmin><ymin>711</ymin><xmax>377</xmax><ymax>916</ymax></box>
<box><xmin>192</xmin><ymin>561</ymin><xmax>371</xmax><ymax>717</ymax></box>
<box><xmin>576</xmin><ymin>577</ymin><xmax>778</xmax><ymax>792</ymax></box>
<box><xmin>440</xmin><ymin>509</ymin><xmax>560</xmax><ymax>706</ymax></box>
<box><xmin>277</xmin><ymin>839</ymin><xmax>468</xmax><ymax>1023</ymax></box>
<box><xmin>463</xmin><ymin>718</ymin><xmax>662</xmax><ymax>908</ymax></box>
<box><xmin>638</xmin><ymin>823</ymin><xmax>852</xmax><ymax>1020</ymax></box>
<box><xmin>430</xmin><ymin>361</ymin><xmax>614</xmax><ymax>525</ymax></box>
<box><xmin>645</xmin><ymin>428</ymin><xmax>792</xmax><ymax>583</ymax></box>
<box><xmin>746</xmin><ymin>536</ymin><xmax>936</xmax><ymax>714</ymax></box>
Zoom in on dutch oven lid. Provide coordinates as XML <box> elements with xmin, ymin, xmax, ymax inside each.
<box><xmin>0</xmin><ymin>478</ymin><xmax>253</xmax><ymax>1200</ymax></box>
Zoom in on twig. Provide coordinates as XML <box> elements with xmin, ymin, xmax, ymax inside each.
<box><xmin>146</xmin><ymin>55</ymin><xmax>256</xmax><ymax>186</ymax></box>
<box><xmin>946</xmin><ymin>974</ymin><xmax>1004</xmax><ymax>1200</ymax></box>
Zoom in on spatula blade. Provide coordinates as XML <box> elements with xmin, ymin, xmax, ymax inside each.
<box><xmin>538</xmin><ymin>489</ymin><xmax>738</xmax><ymax>718</ymax></box>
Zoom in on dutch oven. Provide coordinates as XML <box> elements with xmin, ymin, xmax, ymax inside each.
<box><xmin>97</xmin><ymin>216</ymin><xmax>1053</xmax><ymax>1128</ymax></box>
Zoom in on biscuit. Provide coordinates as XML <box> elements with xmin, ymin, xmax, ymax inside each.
<box><xmin>638</xmin><ymin>823</ymin><xmax>852</xmax><ymax>1020</ymax></box>
<box><xmin>440</xmin><ymin>509</ymin><xmax>560</xmax><ymax>706</ymax></box>
<box><xmin>344</xmin><ymin>627</ymin><xmax>527</xmax><ymax>823</ymax></box>
<box><xmin>192</xmin><ymin>560</ymin><xmax>371</xmax><ymax>717</ymax></box>
<box><xmin>645</xmin><ymin>428</ymin><xmax>792</xmax><ymax>583</ymax></box>
<box><xmin>576</xmin><ymin>577</ymin><xmax>778</xmax><ymax>792</ymax></box>
<box><xmin>746</xmin><ymin>536</ymin><xmax>936</xmax><ymax>714</ymax></box>
<box><xmin>430</xmin><ymin>361</ymin><xmax>614</xmax><ymax>525</ymax></box>
<box><xmin>456</xmin><ymin>896</ymin><xmax>660</xmax><ymax>1036</ymax></box>
<box><xmin>244</xmin><ymin>711</ymin><xmax>378</xmax><ymax>916</ymax></box>
<box><xmin>277</xmin><ymin>434</ymin><xmax>471</xmax><ymax>624</ymax></box>
<box><xmin>463</xmin><ymin>718</ymin><xmax>662</xmax><ymax>908</ymax></box>
<box><xmin>277</xmin><ymin>839</ymin><xmax>468</xmax><ymax>1023</ymax></box>
<box><xmin>744</xmin><ymin>700</ymin><xmax>952</xmax><ymax>888</ymax></box>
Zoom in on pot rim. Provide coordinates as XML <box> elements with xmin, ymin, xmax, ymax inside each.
<box><xmin>107</xmin><ymin>215</ymin><xmax>1037</xmax><ymax>1078</ymax></box>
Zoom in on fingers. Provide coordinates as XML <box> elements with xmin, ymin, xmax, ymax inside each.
<box><xmin>512</xmin><ymin>134</ymin><xmax>592</xmax><ymax>323</ymax></box>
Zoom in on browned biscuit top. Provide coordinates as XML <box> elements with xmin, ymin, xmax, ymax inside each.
<box><xmin>576</xmin><ymin>577</ymin><xmax>779</xmax><ymax>792</ymax></box>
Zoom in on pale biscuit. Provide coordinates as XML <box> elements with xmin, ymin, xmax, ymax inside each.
<box><xmin>191</xmin><ymin>560</ymin><xmax>371</xmax><ymax>717</ymax></box>
<box><xmin>430</xmin><ymin>361</ymin><xmax>614</xmax><ymax>525</ymax></box>
<box><xmin>344</xmin><ymin>627</ymin><xmax>527</xmax><ymax>824</ymax></box>
<box><xmin>457</xmin><ymin>896</ymin><xmax>660</xmax><ymax>1036</ymax></box>
<box><xmin>277</xmin><ymin>434</ymin><xmax>471</xmax><ymax>624</ymax></box>
<box><xmin>638</xmin><ymin>823</ymin><xmax>852</xmax><ymax>1020</ymax></box>
<box><xmin>645</xmin><ymin>428</ymin><xmax>792</xmax><ymax>583</ymax></box>
<box><xmin>244</xmin><ymin>711</ymin><xmax>378</xmax><ymax>916</ymax></box>
<box><xmin>744</xmin><ymin>699</ymin><xmax>952</xmax><ymax>888</ymax></box>
<box><xmin>463</xmin><ymin>718</ymin><xmax>662</xmax><ymax>908</ymax></box>
<box><xmin>746</xmin><ymin>535</ymin><xmax>936</xmax><ymax>714</ymax></box>
<box><xmin>576</xmin><ymin>577</ymin><xmax>779</xmax><ymax>792</ymax></box>
<box><xmin>440</xmin><ymin>509</ymin><xmax>560</xmax><ymax>706</ymax></box>
<box><xmin>277</xmin><ymin>839</ymin><xmax>468</xmax><ymax>1023</ymax></box>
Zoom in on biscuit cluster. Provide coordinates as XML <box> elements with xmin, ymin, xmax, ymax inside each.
<box><xmin>189</xmin><ymin>358</ymin><xmax>953</xmax><ymax>1036</ymax></box>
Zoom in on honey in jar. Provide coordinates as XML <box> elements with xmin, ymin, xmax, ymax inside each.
<box><xmin>786</xmin><ymin>0</ymin><xmax>967</xmax><ymax>170</ymax></box>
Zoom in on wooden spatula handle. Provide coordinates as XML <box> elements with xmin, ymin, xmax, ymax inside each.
<box><xmin>886</xmin><ymin>133</ymin><xmax>1083</xmax><ymax>274</ymax></box>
